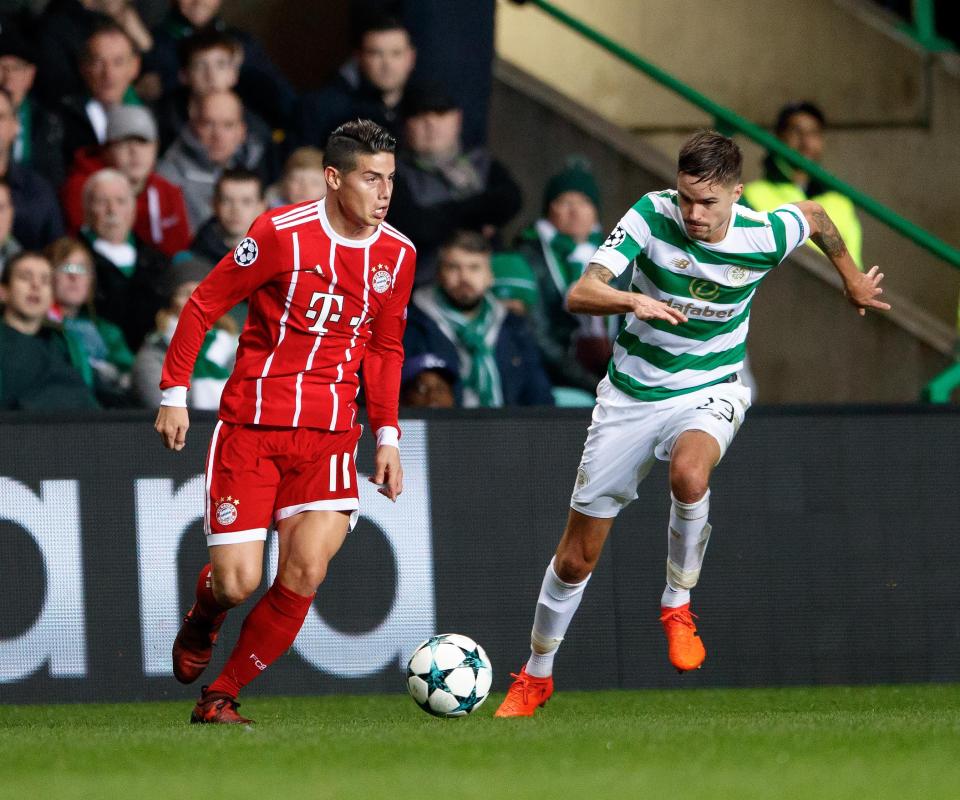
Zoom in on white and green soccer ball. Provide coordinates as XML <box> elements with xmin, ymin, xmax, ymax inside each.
<box><xmin>406</xmin><ymin>634</ymin><xmax>493</xmax><ymax>717</ymax></box>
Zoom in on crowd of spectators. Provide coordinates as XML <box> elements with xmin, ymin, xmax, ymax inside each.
<box><xmin>4</xmin><ymin>4</ymin><xmax>843</xmax><ymax>414</ymax></box>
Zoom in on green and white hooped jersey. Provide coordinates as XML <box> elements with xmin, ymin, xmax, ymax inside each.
<box><xmin>590</xmin><ymin>190</ymin><xmax>810</xmax><ymax>401</ymax></box>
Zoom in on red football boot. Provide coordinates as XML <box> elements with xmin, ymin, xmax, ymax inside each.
<box><xmin>190</xmin><ymin>686</ymin><xmax>254</xmax><ymax>725</ymax></box>
<box><xmin>172</xmin><ymin>605</ymin><xmax>226</xmax><ymax>684</ymax></box>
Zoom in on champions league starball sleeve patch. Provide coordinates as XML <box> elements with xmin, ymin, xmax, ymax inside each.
<box><xmin>602</xmin><ymin>225</ymin><xmax>626</xmax><ymax>249</ymax></box>
<box><xmin>234</xmin><ymin>237</ymin><xmax>259</xmax><ymax>267</ymax></box>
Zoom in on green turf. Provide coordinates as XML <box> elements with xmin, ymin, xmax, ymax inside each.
<box><xmin>3</xmin><ymin>684</ymin><xmax>960</xmax><ymax>799</ymax></box>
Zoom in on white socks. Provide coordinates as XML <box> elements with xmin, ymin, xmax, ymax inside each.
<box><xmin>525</xmin><ymin>557</ymin><xmax>590</xmax><ymax>678</ymax></box>
<box><xmin>661</xmin><ymin>491</ymin><xmax>712</xmax><ymax>608</ymax></box>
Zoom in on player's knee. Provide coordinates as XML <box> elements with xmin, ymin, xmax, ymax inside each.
<box><xmin>212</xmin><ymin>567</ymin><xmax>260</xmax><ymax>607</ymax></box>
<box><xmin>554</xmin><ymin>551</ymin><xmax>593</xmax><ymax>583</ymax></box>
<box><xmin>278</xmin><ymin>558</ymin><xmax>328</xmax><ymax>595</ymax></box>
<box><xmin>670</xmin><ymin>461</ymin><xmax>710</xmax><ymax>504</ymax></box>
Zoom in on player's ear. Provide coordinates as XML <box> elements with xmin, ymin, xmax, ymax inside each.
<box><xmin>324</xmin><ymin>165</ymin><xmax>341</xmax><ymax>191</ymax></box>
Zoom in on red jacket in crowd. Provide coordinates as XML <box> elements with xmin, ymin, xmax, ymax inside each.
<box><xmin>60</xmin><ymin>147</ymin><xmax>192</xmax><ymax>258</ymax></box>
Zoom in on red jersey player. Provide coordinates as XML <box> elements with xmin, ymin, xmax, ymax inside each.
<box><xmin>154</xmin><ymin>119</ymin><xmax>415</xmax><ymax>724</ymax></box>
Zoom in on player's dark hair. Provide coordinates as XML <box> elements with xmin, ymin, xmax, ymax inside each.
<box><xmin>1</xmin><ymin>251</ymin><xmax>51</xmax><ymax>287</ymax></box>
<box><xmin>775</xmin><ymin>101</ymin><xmax>826</xmax><ymax>134</ymax></box>
<box><xmin>440</xmin><ymin>229</ymin><xmax>492</xmax><ymax>257</ymax></box>
<box><xmin>324</xmin><ymin>119</ymin><xmax>396</xmax><ymax>175</ymax></box>
<box><xmin>177</xmin><ymin>29</ymin><xmax>243</xmax><ymax>70</ymax></box>
<box><xmin>677</xmin><ymin>130</ymin><xmax>742</xmax><ymax>186</ymax></box>
<box><xmin>214</xmin><ymin>168</ymin><xmax>264</xmax><ymax>201</ymax></box>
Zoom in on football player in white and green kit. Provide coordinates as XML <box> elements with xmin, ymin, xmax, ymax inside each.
<box><xmin>495</xmin><ymin>130</ymin><xmax>889</xmax><ymax>717</ymax></box>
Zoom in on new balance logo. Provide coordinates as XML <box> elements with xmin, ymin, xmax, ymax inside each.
<box><xmin>671</xmin><ymin>257</ymin><xmax>691</xmax><ymax>269</ymax></box>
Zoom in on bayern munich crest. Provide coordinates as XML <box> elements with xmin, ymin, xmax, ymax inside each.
<box><xmin>234</xmin><ymin>237</ymin><xmax>259</xmax><ymax>267</ymax></box>
<box><xmin>215</xmin><ymin>496</ymin><xmax>240</xmax><ymax>526</ymax></box>
<box><xmin>372</xmin><ymin>268</ymin><xmax>393</xmax><ymax>294</ymax></box>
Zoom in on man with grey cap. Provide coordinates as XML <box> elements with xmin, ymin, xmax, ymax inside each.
<box><xmin>80</xmin><ymin>167</ymin><xmax>169</xmax><ymax>349</ymax></box>
<box><xmin>61</xmin><ymin>104</ymin><xmax>191</xmax><ymax>257</ymax></box>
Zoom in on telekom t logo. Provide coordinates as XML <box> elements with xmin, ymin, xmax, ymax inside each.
<box><xmin>305</xmin><ymin>291</ymin><xmax>362</xmax><ymax>333</ymax></box>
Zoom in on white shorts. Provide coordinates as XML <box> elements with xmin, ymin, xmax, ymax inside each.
<box><xmin>570</xmin><ymin>375</ymin><xmax>752</xmax><ymax>518</ymax></box>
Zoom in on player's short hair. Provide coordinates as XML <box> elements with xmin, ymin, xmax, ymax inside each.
<box><xmin>214</xmin><ymin>167</ymin><xmax>264</xmax><ymax>201</ymax></box>
<box><xmin>178</xmin><ymin>29</ymin><xmax>243</xmax><ymax>70</ymax></box>
<box><xmin>440</xmin><ymin>229</ymin><xmax>492</xmax><ymax>257</ymax></box>
<box><xmin>775</xmin><ymin>101</ymin><xmax>826</xmax><ymax>134</ymax></box>
<box><xmin>677</xmin><ymin>130</ymin><xmax>742</xmax><ymax>186</ymax></box>
<box><xmin>323</xmin><ymin>119</ymin><xmax>396</xmax><ymax>175</ymax></box>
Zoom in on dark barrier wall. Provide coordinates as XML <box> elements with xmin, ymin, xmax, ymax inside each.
<box><xmin>1</xmin><ymin>408</ymin><xmax>958</xmax><ymax>704</ymax></box>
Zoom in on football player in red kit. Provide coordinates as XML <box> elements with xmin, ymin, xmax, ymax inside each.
<box><xmin>154</xmin><ymin>119</ymin><xmax>416</xmax><ymax>724</ymax></box>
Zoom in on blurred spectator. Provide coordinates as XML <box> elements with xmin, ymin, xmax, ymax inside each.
<box><xmin>399</xmin><ymin>352</ymin><xmax>457</xmax><ymax>409</ymax></box>
<box><xmin>191</xmin><ymin>167</ymin><xmax>264</xmax><ymax>264</ymax></box>
<box><xmin>0</xmin><ymin>20</ymin><xmax>67</xmax><ymax>187</ymax></box>
<box><xmin>0</xmin><ymin>88</ymin><xmax>64</xmax><ymax>250</ymax></box>
<box><xmin>265</xmin><ymin>146</ymin><xmax>325</xmax><ymax>208</ymax></box>
<box><xmin>157</xmin><ymin>90</ymin><xmax>267</xmax><ymax>230</ymax></box>
<box><xmin>387</xmin><ymin>84</ymin><xmax>522</xmax><ymax>285</ymax></box>
<box><xmin>80</xmin><ymin>167</ymin><xmax>168</xmax><ymax>349</ymax></box>
<box><xmin>510</xmin><ymin>160</ymin><xmax>618</xmax><ymax>394</ymax></box>
<box><xmin>61</xmin><ymin>105</ymin><xmax>191</xmax><ymax>257</ymax></box>
<box><xmin>743</xmin><ymin>101</ymin><xmax>863</xmax><ymax>268</ymax></box>
<box><xmin>57</xmin><ymin>21</ymin><xmax>144</xmax><ymax>166</ymax></box>
<box><xmin>490</xmin><ymin>251</ymin><xmax>537</xmax><ymax>317</ymax></box>
<box><xmin>0</xmin><ymin>250</ymin><xmax>98</xmax><ymax>409</ymax></box>
<box><xmin>296</xmin><ymin>15</ymin><xmax>416</xmax><ymax>149</ymax></box>
<box><xmin>154</xmin><ymin>28</ymin><xmax>274</xmax><ymax>158</ymax></box>
<box><xmin>31</xmin><ymin>0</ymin><xmax>111</xmax><ymax>103</ymax></box>
<box><xmin>144</xmin><ymin>0</ymin><xmax>296</xmax><ymax>128</ymax></box>
<box><xmin>0</xmin><ymin>178</ymin><xmax>21</xmax><ymax>275</ymax></box>
<box><xmin>46</xmin><ymin>236</ymin><xmax>134</xmax><ymax>406</ymax></box>
<box><xmin>132</xmin><ymin>253</ymin><xmax>238</xmax><ymax>409</ymax></box>
<box><xmin>404</xmin><ymin>230</ymin><xmax>553</xmax><ymax>408</ymax></box>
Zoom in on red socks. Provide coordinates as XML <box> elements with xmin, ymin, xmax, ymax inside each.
<box><xmin>207</xmin><ymin>581</ymin><xmax>314</xmax><ymax>698</ymax></box>
<box><xmin>192</xmin><ymin>563</ymin><xmax>227</xmax><ymax>623</ymax></box>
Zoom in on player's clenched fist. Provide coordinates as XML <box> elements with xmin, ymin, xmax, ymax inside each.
<box><xmin>155</xmin><ymin>405</ymin><xmax>190</xmax><ymax>451</ymax></box>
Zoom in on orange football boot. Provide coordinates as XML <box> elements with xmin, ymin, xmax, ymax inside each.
<box><xmin>660</xmin><ymin>603</ymin><xmax>706</xmax><ymax>672</ymax></box>
<box><xmin>494</xmin><ymin>666</ymin><xmax>554</xmax><ymax>718</ymax></box>
<box><xmin>190</xmin><ymin>686</ymin><xmax>254</xmax><ymax>725</ymax></box>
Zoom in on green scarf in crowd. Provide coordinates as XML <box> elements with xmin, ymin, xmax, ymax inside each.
<box><xmin>433</xmin><ymin>287</ymin><xmax>503</xmax><ymax>408</ymax></box>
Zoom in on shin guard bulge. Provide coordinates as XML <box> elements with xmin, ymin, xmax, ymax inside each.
<box><xmin>208</xmin><ymin>581</ymin><xmax>314</xmax><ymax>698</ymax></box>
<box><xmin>526</xmin><ymin>557</ymin><xmax>591</xmax><ymax>678</ymax></box>
<box><xmin>662</xmin><ymin>490</ymin><xmax>712</xmax><ymax>607</ymax></box>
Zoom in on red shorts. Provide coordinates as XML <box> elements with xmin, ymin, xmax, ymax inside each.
<box><xmin>203</xmin><ymin>421</ymin><xmax>362</xmax><ymax>546</ymax></box>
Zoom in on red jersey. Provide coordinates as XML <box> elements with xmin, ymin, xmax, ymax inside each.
<box><xmin>160</xmin><ymin>200</ymin><xmax>416</xmax><ymax>433</ymax></box>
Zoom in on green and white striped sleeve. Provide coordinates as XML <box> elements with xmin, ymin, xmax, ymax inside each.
<box><xmin>768</xmin><ymin>203</ymin><xmax>811</xmax><ymax>263</ymax></box>
<box><xmin>589</xmin><ymin>204</ymin><xmax>651</xmax><ymax>277</ymax></box>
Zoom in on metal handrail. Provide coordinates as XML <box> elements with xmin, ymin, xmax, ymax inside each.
<box><xmin>527</xmin><ymin>0</ymin><xmax>960</xmax><ymax>271</ymax></box>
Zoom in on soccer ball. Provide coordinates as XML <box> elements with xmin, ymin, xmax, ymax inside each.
<box><xmin>406</xmin><ymin>633</ymin><xmax>493</xmax><ymax>717</ymax></box>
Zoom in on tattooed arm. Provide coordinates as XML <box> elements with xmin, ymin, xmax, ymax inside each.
<box><xmin>796</xmin><ymin>200</ymin><xmax>891</xmax><ymax>317</ymax></box>
<box><xmin>567</xmin><ymin>263</ymin><xmax>688</xmax><ymax>325</ymax></box>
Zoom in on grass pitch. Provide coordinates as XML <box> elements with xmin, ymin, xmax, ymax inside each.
<box><xmin>3</xmin><ymin>684</ymin><xmax>959</xmax><ymax>800</ymax></box>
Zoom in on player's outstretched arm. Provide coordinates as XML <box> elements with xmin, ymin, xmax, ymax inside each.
<box><xmin>155</xmin><ymin>404</ymin><xmax>190</xmax><ymax>451</ymax></box>
<box><xmin>796</xmin><ymin>200</ymin><xmax>891</xmax><ymax>317</ymax></box>
<box><xmin>567</xmin><ymin>263</ymin><xmax>688</xmax><ymax>325</ymax></box>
